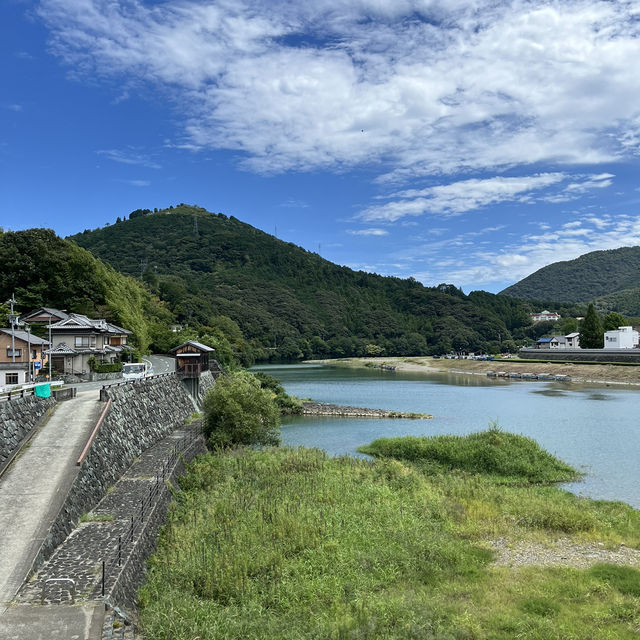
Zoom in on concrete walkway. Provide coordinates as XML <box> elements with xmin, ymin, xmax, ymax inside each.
<box><xmin>0</xmin><ymin>391</ymin><xmax>104</xmax><ymax>638</ymax></box>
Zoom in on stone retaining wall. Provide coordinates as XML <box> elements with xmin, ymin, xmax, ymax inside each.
<box><xmin>197</xmin><ymin>369</ymin><xmax>216</xmax><ymax>405</ymax></box>
<box><xmin>519</xmin><ymin>348</ymin><xmax>640</xmax><ymax>363</ymax></box>
<box><xmin>0</xmin><ymin>395</ymin><xmax>56</xmax><ymax>475</ymax></box>
<box><xmin>32</xmin><ymin>375</ymin><xmax>195</xmax><ymax>577</ymax></box>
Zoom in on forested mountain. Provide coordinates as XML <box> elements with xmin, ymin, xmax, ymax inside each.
<box><xmin>68</xmin><ymin>205</ymin><xmax>531</xmax><ymax>360</ymax></box>
<box><xmin>501</xmin><ymin>246</ymin><xmax>640</xmax><ymax>307</ymax></box>
<box><xmin>0</xmin><ymin>228</ymin><xmax>170</xmax><ymax>352</ymax></box>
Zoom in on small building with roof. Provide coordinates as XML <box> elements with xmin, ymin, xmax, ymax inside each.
<box><xmin>0</xmin><ymin>328</ymin><xmax>50</xmax><ymax>387</ymax></box>
<box><xmin>169</xmin><ymin>340</ymin><xmax>215</xmax><ymax>378</ymax></box>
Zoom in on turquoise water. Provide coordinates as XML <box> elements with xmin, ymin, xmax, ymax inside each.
<box><xmin>253</xmin><ymin>363</ymin><xmax>640</xmax><ymax>509</ymax></box>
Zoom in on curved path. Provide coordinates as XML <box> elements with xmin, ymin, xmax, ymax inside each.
<box><xmin>0</xmin><ymin>390</ymin><xmax>105</xmax><ymax>639</ymax></box>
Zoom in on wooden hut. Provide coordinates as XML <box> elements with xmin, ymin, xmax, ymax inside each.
<box><xmin>169</xmin><ymin>340</ymin><xmax>214</xmax><ymax>377</ymax></box>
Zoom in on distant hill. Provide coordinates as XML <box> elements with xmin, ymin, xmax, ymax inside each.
<box><xmin>0</xmin><ymin>228</ymin><xmax>169</xmax><ymax>352</ymax></box>
<box><xmin>69</xmin><ymin>205</ymin><xmax>529</xmax><ymax>360</ymax></box>
<box><xmin>500</xmin><ymin>246</ymin><xmax>640</xmax><ymax>307</ymax></box>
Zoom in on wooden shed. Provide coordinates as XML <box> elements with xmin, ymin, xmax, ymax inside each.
<box><xmin>169</xmin><ymin>340</ymin><xmax>215</xmax><ymax>377</ymax></box>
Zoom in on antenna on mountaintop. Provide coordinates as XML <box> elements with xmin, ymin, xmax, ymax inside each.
<box><xmin>193</xmin><ymin>214</ymin><xmax>199</xmax><ymax>236</ymax></box>
<box><xmin>318</xmin><ymin>243</ymin><xmax>321</xmax><ymax>256</ymax></box>
<box><xmin>140</xmin><ymin>260</ymin><xmax>147</xmax><ymax>278</ymax></box>
<box><xmin>274</xmin><ymin>225</ymin><xmax>278</xmax><ymax>238</ymax></box>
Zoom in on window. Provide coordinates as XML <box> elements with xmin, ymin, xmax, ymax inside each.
<box><xmin>75</xmin><ymin>336</ymin><xmax>90</xmax><ymax>347</ymax></box>
<box><xmin>6</xmin><ymin>347</ymin><xmax>22</xmax><ymax>358</ymax></box>
<box><xmin>32</xmin><ymin>349</ymin><xmax>37</xmax><ymax>359</ymax></box>
<box><xmin>104</xmin><ymin>336</ymin><xmax>111</xmax><ymax>345</ymax></box>
<box><xmin>5</xmin><ymin>373</ymin><xmax>18</xmax><ymax>385</ymax></box>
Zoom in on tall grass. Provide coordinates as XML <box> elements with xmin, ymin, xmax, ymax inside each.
<box><xmin>139</xmin><ymin>444</ymin><xmax>640</xmax><ymax>639</ymax></box>
<box><xmin>358</xmin><ymin>427</ymin><xmax>579</xmax><ymax>484</ymax></box>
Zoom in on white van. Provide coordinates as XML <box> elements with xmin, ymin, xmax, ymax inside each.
<box><xmin>122</xmin><ymin>362</ymin><xmax>150</xmax><ymax>380</ymax></box>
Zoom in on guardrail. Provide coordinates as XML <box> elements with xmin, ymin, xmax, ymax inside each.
<box><xmin>76</xmin><ymin>398</ymin><xmax>112</xmax><ymax>467</ymax></box>
<box><xmin>0</xmin><ymin>381</ymin><xmax>64</xmax><ymax>403</ymax></box>
<box><xmin>99</xmin><ymin>425</ymin><xmax>203</xmax><ymax>598</ymax></box>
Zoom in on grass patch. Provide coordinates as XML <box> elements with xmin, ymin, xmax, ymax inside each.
<box><xmin>139</xmin><ymin>444</ymin><xmax>640</xmax><ymax>639</ymax></box>
<box><xmin>79</xmin><ymin>512</ymin><xmax>113</xmax><ymax>523</ymax></box>
<box><xmin>358</xmin><ymin>426</ymin><xmax>579</xmax><ymax>484</ymax></box>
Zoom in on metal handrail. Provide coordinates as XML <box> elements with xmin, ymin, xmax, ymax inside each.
<box><xmin>0</xmin><ymin>380</ymin><xmax>64</xmax><ymax>403</ymax></box>
<box><xmin>99</xmin><ymin>426</ymin><xmax>203</xmax><ymax>598</ymax></box>
<box><xmin>41</xmin><ymin>577</ymin><xmax>76</xmax><ymax>604</ymax></box>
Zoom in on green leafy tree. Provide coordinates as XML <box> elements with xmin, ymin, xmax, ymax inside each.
<box><xmin>579</xmin><ymin>303</ymin><xmax>604</xmax><ymax>348</ymax></box>
<box><xmin>203</xmin><ymin>371</ymin><xmax>280</xmax><ymax>449</ymax></box>
<box><xmin>602</xmin><ymin>311</ymin><xmax>627</xmax><ymax>332</ymax></box>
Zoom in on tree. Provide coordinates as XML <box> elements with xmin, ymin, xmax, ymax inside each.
<box><xmin>602</xmin><ymin>312</ymin><xmax>627</xmax><ymax>332</ymax></box>
<box><xmin>579</xmin><ymin>303</ymin><xmax>604</xmax><ymax>348</ymax></box>
<box><xmin>203</xmin><ymin>371</ymin><xmax>280</xmax><ymax>449</ymax></box>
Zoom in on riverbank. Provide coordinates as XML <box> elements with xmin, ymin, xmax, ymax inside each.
<box><xmin>306</xmin><ymin>356</ymin><xmax>640</xmax><ymax>386</ymax></box>
<box><xmin>139</xmin><ymin>442</ymin><xmax>640</xmax><ymax>639</ymax></box>
<box><xmin>301</xmin><ymin>401</ymin><xmax>431</xmax><ymax>419</ymax></box>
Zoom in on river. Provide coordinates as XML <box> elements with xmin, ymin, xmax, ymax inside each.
<box><xmin>252</xmin><ymin>363</ymin><xmax>640</xmax><ymax>509</ymax></box>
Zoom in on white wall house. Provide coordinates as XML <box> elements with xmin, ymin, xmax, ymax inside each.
<box><xmin>530</xmin><ymin>310</ymin><xmax>561</xmax><ymax>323</ymax></box>
<box><xmin>604</xmin><ymin>326</ymin><xmax>639</xmax><ymax>349</ymax></box>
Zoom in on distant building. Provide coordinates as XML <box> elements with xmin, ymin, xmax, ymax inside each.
<box><xmin>565</xmin><ymin>332</ymin><xmax>580</xmax><ymax>348</ymax></box>
<box><xmin>604</xmin><ymin>326</ymin><xmax>639</xmax><ymax>350</ymax></box>
<box><xmin>536</xmin><ymin>332</ymin><xmax>580</xmax><ymax>349</ymax></box>
<box><xmin>0</xmin><ymin>328</ymin><xmax>50</xmax><ymax>387</ymax></box>
<box><xmin>530</xmin><ymin>310</ymin><xmax>561</xmax><ymax>323</ymax></box>
<box><xmin>23</xmin><ymin>311</ymin><xmax>132</xmax><ymax>376</ymax></box>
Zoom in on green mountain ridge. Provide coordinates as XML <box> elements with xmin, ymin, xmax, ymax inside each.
<box><xmin>68</xmin><ymin>205</ymin><xmax>531</xmax><ymax>359</ymax></box>
<box><xmin>501</xmin><ymin>246</ymin><xmax>640</xmax><ymax>311</ymax></box>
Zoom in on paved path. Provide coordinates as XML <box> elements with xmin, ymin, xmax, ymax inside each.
<box><xmin>0</xmin><ymin>391</ymin><xmax>104</xmax><ymax>637</ymax></box>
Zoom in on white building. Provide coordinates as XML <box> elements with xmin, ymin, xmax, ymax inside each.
<box><xmin>604</xmin><ymin>326</ymin><xmax>639</xmax><ymax>350</ymax></box>
<box><xmin>530</xmin><ymin>310</ymin><xmax>561</xmax><ymax>323</ymax></box>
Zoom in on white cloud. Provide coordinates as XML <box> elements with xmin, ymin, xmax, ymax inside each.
<box><xmin>38</xmin><ymin>1</ymin><xmax>640</xmax><ymax>177</ymax></box>
<box><xmin>402</xmin><ymin>212</ymin><xmax>640</xmax><ymax>290</ymax></box>
<box><xmin>360</xmin><ymin>174</ymin><xmax>565</xmax><ymax>221</ymax></box>
<box><xmin>347</xmin><ymin>228</ymin><xmax>389</xmax><ymax>236</ymax></box>
<box><xmin>96</xmin><ymin>148</ymin><xmax>161</xmax><ymax>169</ymax></box>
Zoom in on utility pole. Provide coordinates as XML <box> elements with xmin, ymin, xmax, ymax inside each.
<box><xmin>7</xmin><ymin>293</ymin><xmax>17</xmax><ymax>364</ymax></box>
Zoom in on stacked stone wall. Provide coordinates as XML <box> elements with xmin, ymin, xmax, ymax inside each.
<box><xmin>32</xmin><ymin>375</ymin><xmax>194</xmax><ymax>576</ymax></box>
<box><xmin>197</xmin><ymin>369</ymin><xmax>216</xmax><ymax>405</ymax></box>
<box><xmin>519</xmin><ymin>348</ymin><xmax>640</xmax><ymax>363</ymax></box>
<box><xmin>0</xmin><ymin>395</ymin><xmax>56</xmax><ymax>475</ymax></box>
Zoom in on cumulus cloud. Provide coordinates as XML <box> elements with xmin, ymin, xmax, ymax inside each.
<box><xmin>38</xmin><ymin>0</ymin><xmax>640</xmax><ymax>176</ymax></box>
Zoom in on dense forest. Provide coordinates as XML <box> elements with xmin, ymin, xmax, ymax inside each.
<box><xmin>500</xmin><ymin>246</ymin><xmax>640</xmax><ymax>309</ymax></box>
<box><xmin>65</xmin><ymin>205</ymin><xmax>545</xmax><ymax>361</ymax></box>
<box><xmin>0</xmin><ymin>228</ymin><xmax>170</xmax><ymax>353</ymax></box>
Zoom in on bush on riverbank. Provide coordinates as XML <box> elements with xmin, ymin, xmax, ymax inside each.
<box><xmin>358</xmin><ymin>426</ymin><xmax>579</xmax><ymax>484</ymax></box>
<box><xmin>253</xmin><ymin>371</ymin><xmax>303</xmax><ymax>414</ymax></box>
<box><xmin>139</xmin><ymin>444</ymin><xmax>640</xmax><ymax>639</ymax></box>
<box><xmin>203</xmin><ymin>371</ymin><xmax>280</xmax><ymax>448</ymax></box>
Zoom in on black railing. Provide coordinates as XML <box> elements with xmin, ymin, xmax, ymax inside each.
<box><xmin>99</xmin><ymin>425</ymin><xmax>204</xmax><ymax>598</ymax></box>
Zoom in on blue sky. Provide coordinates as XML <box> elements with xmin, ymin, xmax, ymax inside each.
<box><xmin>2</xmin><ymin>0</ymin><xmax>640</xmax><ymax>293</ymax></box>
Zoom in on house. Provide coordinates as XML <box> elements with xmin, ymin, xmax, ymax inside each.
<box><xmin>536</xmin><ymin>337</ymin><xmax>553</xmax><ymax>349</ymax></box>
<box><xmin>169</xmin><ymin>340</ymin><xmax>214</xmax><ymax>377</ymax></box>
<box><xmin>549</xmin><ymin>336</ymin><xmax>567</xmax><ymax>349</ymax></box>
<box><xmin>20</xmin><ymin>307</ymin><xmax>70</xmax><ymax>326</ymax></box>
<box><xmin>536</xmin><ymin>333</ymin><xmax>580</xmax><ymax>350</ymax></box>
<box><xmin>530</xmin><ymin>310</ymin><xmax>561</xmax><ymax>323</ymax></box>
<box><xmin>604</xmin><ymin>326</ymin><xmax>640</xmax><ymax>350</ymax></box>
<box><xmin>26</xmin><ymin>312</ymin><xmax>132</xmax><ymax>376</ymax></box>
<box><xmin>565</xmin><ymin>332</ymin><xmax>580</xmax><ymax>348</ymax></box>
<box><xmin>0</xmin><ymin>328</ymin><xmax>50</xmax><ymax>387</ymax></box>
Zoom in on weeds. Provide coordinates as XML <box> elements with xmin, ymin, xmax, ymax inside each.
<box><xmin>139</xmin><ymin>441</ymin><xmax>640</xmax><ymax>639</ymax></box>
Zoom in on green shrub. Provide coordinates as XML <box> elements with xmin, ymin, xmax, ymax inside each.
<box><xmin>203</xmin><ymin>371</ymin><xmax>280</xmax><ymax>448</ymax></box>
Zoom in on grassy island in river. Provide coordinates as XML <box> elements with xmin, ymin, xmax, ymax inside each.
<box><xmin>139</xmin><ymin>429</ymin><xmax>640</xmax><ymax>639</ymax></box>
